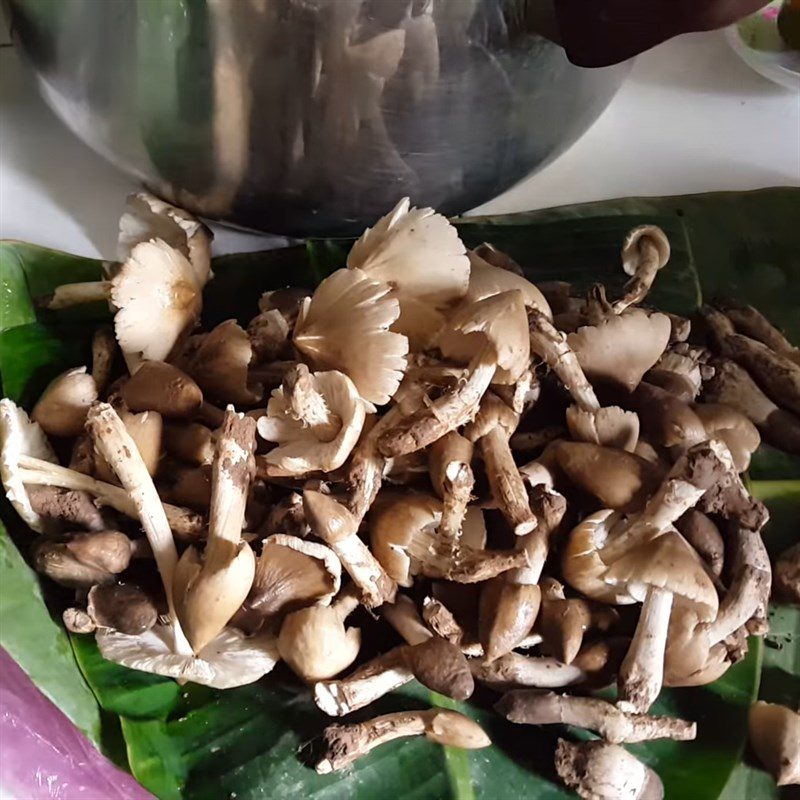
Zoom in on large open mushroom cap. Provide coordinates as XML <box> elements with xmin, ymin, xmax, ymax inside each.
<box><xmin>111</xmin><ymin>239</ymin><xmax>203</xmax><ymax>362</ymax></box>
<box><xmin>117</xmin><ymin>191</ymin><xmax>212</xmax><ymax>285</ymax></box>
<box><xmin>182</xmin><ymin>320</ymin><xmax>260</xmax><ymax>406</ymax></box>
<box><xmin>567</xmin><ymin>309</ymin><xmax>672</xmax><ymax>393</ymax></box>
<box><xmin>347</xmin><ymin>197</ymin><xmax>470</xmax><ymax>349</ymax></box>
<box><xmin>369</xmin><ymin>494</ymin><xmax>442</xmax><ymax>586</ymax></box>
<box><xmin>465</xmin><ymin>251</ymin><xmax>551</xmax><ymax>316</ymax></box>
<box><xmin>438</xmin><ymin>290</ymin><xmax>531</xmax><ymax>384</ymax></box>
<box><xmin>0</xmin><ymin>399</ymin><xmax>58</xmax><ymax>533</ymax></box>
<box><xmin>258</xmin><ymin>369</ymin><xmax>366</xmax><ymax>476</ymax></box>
<box><xmin>96</xmin><ymin>623</ymin><xmax>278</xmax><ymax>689</ymax></box>
<box><xmin>604</xmin><ymin>530</ymin><xmax>719</xmax><ymax>622</ymax></box>
<box><xmin>31</xmin><ymin>367</ymin><xmax>98</xmax><ymax>438</ymax></box>
<box><xmin>565</xmin><ymin>406</ymin><xmax>640</xmax><ymax>452</ymax></box>
<box><xmin>293</xmin><ymin>268</ymin><xmax>409</xmax><ymax>408</ymax></box>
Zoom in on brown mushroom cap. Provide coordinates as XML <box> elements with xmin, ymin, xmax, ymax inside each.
<box><xmin>87</xmin><ymin>583</ymin><xmax>158</xmax><ymax>635</ymax></box>
<box><xmin>478</xmin><ymin>579</ymin><xmax>541</xmax><ymax>663</ymax></box>
<box><xmin>748</xmin><ymin>702</ymin><xmax>800</xmax><ymax>787</ymax></box>
<box><xmin>120</xmin><ymin>361</ymin><xmax>203</xmax><ymax>418</ymax></box>
<box><xmin>31</xmin><ymin>368</ymin><xmax>98</xmax><ymax>438</ymax></box>
<box><xmin>94</xmin><ymin>410</ymin><xmax>162</xmax><ymax>483</ymax></box>
<box><xmin>402</xmin><ymin>636</ymin><xmax>475</xmax><ymax>700</ymax></box>
<box><xmin>692</xmin><ymin>403</ymin><xmax>760</xmax><ymax>473</ymax></box>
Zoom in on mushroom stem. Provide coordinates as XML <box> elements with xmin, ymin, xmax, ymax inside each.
<box><xmin>282</xmin><ymin>364</ymin><xmax>341</xmax><ymax>436</ymax></box>
<box><xmin>85</xmin><ymin>403</ymin><xmax>192</xmax><ymax>656</ymax></box>
<box><xmin>315</xmin><ymin>709</ymin><xmax>490</xmax><ymax>774</ymax></box>
<box><xmin>382</xmin><ymin>595</ymin><xmax>432</xmax><ymax>645</ymax></box>
<box><xmin>613</xmin><ymin>225</ymin><xmax>670</xmax><ymax>314</ymax></box>
<box><xmin>43</xmin><ymin>280</ymin><xmax>111</xmax><ymax>309</ymax></box>
<box><xmin>528</xmin><ymin>309</ymin><xmax>599</xmax><ymax>412</ymax></box>
<box><xmin>472</xmin><ymin>653</ymin><xmax>586</xmax><ymax>689</ymax></box>
<box><xmin>495</xmin><ymin>691</ymin><xmax>696</xmax><ymax>743</ymax></box>
<box><xmin>18</xmin><ymin>455</ymin><xmax>203</xmax><ymax>538</ymax></box>
<box><xmin>429</xmin><ymin>433</ymin><xmax>474</xmax><ymax>560</ymax></box>
<box><xmin>617</xmin><ymin>585</ymin><xmax>673</xmax><ymax>713</ymax></box>
<box><xmin>378</xmin><ymin>345</ymin><xmax>497</xmax><ymax>457</ymax></box>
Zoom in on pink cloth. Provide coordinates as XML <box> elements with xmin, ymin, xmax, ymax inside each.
<box><xmin>0</xmin><ymin>648</ymin><xmax>151</xmax><ymax>800</ymax></box>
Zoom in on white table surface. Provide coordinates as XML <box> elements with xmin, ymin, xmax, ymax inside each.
<box><xmin>1</xmin><ymin>29</ymin><xmax>799</xmax><ymax>259</ymax></box>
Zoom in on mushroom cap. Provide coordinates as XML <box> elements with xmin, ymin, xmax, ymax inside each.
<box><xmin>604</xmin><ymin>530</ymin><xmax>719</xmax><ymax>621</ymax></box>
<box><xmin>277</xmin><ymin>605</ymin><xmax>361</xmax><ymax>682</ymax></box>
<box><xmin>463</xmin><ymin>391</ymin><xmax>518</xmax><ymax>441</ymax></box>
<box><xmin>111</xmin><ymin>239</ymin><xmax>203</xmax><ymax>362</ymax></box>
<box><xmin>293</xmin><ymin>268</ymin><xmax>409</xmax><ymax>408</ymax></box>
<box><xmin>478</xmin><ymin>579</ymin><xmax>541</xmax><ymax>663</ymax></box>
<box><xmin>87</xmin><ymin>583</ymin><xmax>158</xmax><ymax>635</ymax></box>
<box><xmin>183</xmin><ymin>320</ymin><xmax>260</xmax><ymax>406</ymax></box>
<box><xmin>120</xmin><ymin>361</ymin><xmax>203</xmax><ymax>418</ymax></box>
<box><xmin>247</xmin><ymin>534</ymin><xmax>341</xmax><ymax>621</ymax></box>
<box><xmin>465</xmin><ymin>251</ymin><xmax>552</xmax><ymax>316</ymax></box>
<box><xmin>692</xmin><ymin>403</ymin><xmax>760</xmax><ymax>473</ymax></box>
<box><xmin>369</xmin><ymin>494</ymin><xmax>442</xmax><ymax>586</ymax></box>
<box><xmin>425</xmin><ymin>710</ymin><xmax>491</xmax><ymax>749</ymax></box>
<box><xmin>403</xmin><ymin>636</ymin><xmax>475</xmax><ymax>700</ymax></box>
<box><xmin>438</xmin><ymin>290</ymin><xmax>531</xmax><ymax>384</ymax></box>
<box><xmin>565</xmin><ymin>406</ymin><xmax>640</xmax><ymax>453</ymax></box>
<box><xmin>117</xmin><ymin>191</ymin><xmax>212</xmax><ymax>285</ymax></box>
<box><xmin>31</xmin><ymin>367</ymin><xmax>98</xmax><ymax>438</ymax></box>
<box><xmin>748</xmin><ymin>702</ymin><xmax>800</xmax><ymax>787</ymax></box>
<box><xmin>0</xmin><ymin>399</ymin><xmax>58</xmax><ymax>533</ymax></box>
<box><xmin>621</xmin><ymin>225</ymin><xmax>671</xmax><ymax>277</ymax></box>
<box><xmin>347</xmin><ymin>197</ymin><xmax>470</xmax><ymax>349</ymax></box>
<box><xmin>567</xmin><ymin>309</ymin><xmax>672</xmax><ymax>392</ymax></box>
<box><xmin>663</xmin><ymin>603</ymin><xmax>724</xmax><ymax>686</ymax></box>
<box><xmin>302</xmin><ymin>490</ymin><xmax>359</xmax><ymax>544</ymax></box>
<box><xmin>96</xmin><ymin>623</ymin><xmax>278</xmax><ymax>689</ymax></box>
<box><xmin>258</xmin><ymin>370</ymin><xmax>366</xmax><ymax>475</ymax></box>
<box><xmin>95</xmin><ymin>410</ymin><xmax>162</xmax><ymax>482</ymax></box>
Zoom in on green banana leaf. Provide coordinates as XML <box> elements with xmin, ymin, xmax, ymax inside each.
<box><xmin>1</xmin><ymin>189</ymin><xmax>799</xmax><ymax>800</ymax></box>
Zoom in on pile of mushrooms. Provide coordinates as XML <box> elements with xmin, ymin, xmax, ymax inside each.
<box><xmin>2</xmin><ymin>192</ymin><xmax>798</xmax><ymax>797</ymax></box>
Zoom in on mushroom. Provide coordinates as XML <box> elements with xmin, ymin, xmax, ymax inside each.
<box><xmin>26</xmin><ymin>486</ymin><xmax>107</xmax><ymax>532</ymax></box>
<box><xmin>257</xmin><ymin>287</ymin><xmax>310</xmax><ymax>329</ymax></box>
<box><xmin>464</xmin><ymin>392</ymin><xmax>536</xmax><ymax>536</ymax></box>
<box><xmin>537</xmin><ymin>579</ymin><xmax>593</xmax><ymax>666</ymax></box>
<box><xmin>346</xmin><ymin>196</ymin><xmax>470</xmax><ymax>349</ymax></box>
<box><xmin>31</xmin><ymin>367</ymin><xmax>98</xmax><ymax>437</ymax></box>
<box><xmin>172</xmin><ymin>409</ymin><xmax>257</xmax><ymax>653</ymax></box>
<box><xmin>703</xmin><ymin>358</ymin><xmax>800</xmax><ymax>455</ymax></box>
<box><xmin>257</xmin><ymin>365</ymin><xmax>366</xmax><ymax>476</ymax></box>
<box><xmin>160</xmin><ymin>465</ymin><xmax>212</xmax><ymax>511</ymax></box>
<box><xmin>63</xmin><ymin>608</ymin><xmax>97</xmax><ymax>634</ymax></box>
<box><xmin>565</xmin><ymin>406</ymin><xmax>640</xmax><ymax>453</ymax></box>
<box><xmin>91</xmin><ymin>327</ymin><xmax>116</xmax><ymax>395</ymax></box>
<box><xmin>247</xmin><ymin>308</ymin><xmax>290</xmax><ymax>363</ymax></box>
<box><xmin>87</xmin><ymin>583</ymin><xmax>158</xmax><ymax>635</ymax></box>
<box><xmin>472</xmin><ymin>652</ymin><xmax>587</xmax><ymax>690</ymax></box>
<box><xmin>613</xmin><ymin>224</ymin><xmax>671</xmax><ymax>314</ymax></box>
<box><xmin>691</xmin><ymin>403</ymin><xmax>760</xmax><ymax>473</ymax></box>
<box><xmin>120</xmin><ymin>361</ymin><xmax>203</xmax><ymax>419</ymax></box>
<box><xmin>554</xmin><ymin>738</ymin><xmax>665</xmax><ymax>800</ymax></box>
<box><xmin>379</xmin><ymin>290</ymin><xmax>530</xmax><ymax>456</ymax></box>
<box><xmin>748</xmin><ymin>702</ymin><xmax>800</xmax><ymax>787</ymax></box>
<box><xmin>87</xmin><ymin>403</ymin><xmax>277</xmax><ymax>688</ymax></box>
<box><xmin>630</xmin><ymin>381</ymin><xmax>707</xmax><ymax>452</ymax></box>
<box><xmin>293</xmin><ymin>267</ymin><xmax>409</xmax><ymax>408</ymax></box>
<box><xmin>33</xmin><ymin>530</ymin><xmax>133</xmax><ymax>588</ymax></box>
<box><xmin>180</xmin><ymin>321</ymin><xmax>262</xmax><ymax>406</ymax></box>
<box><xmin>675</xmin><ymin>509</ymin><xmax>725</xmax><ymax>578</ymax></box>
<box><xmin>495</xmin><ymin>691</ymin><xmax>696</xmax><ymax>743</ymax></box>
<box><xmin>277</xmin><ymin>586</ymin><xmax>361</xmax><ymax>682</ymax></box>
<box><xmin>94</xmin><ymin>409</ymin><xmax>162</xmax><ymax>483</ymax></box>
<box><xmin>163</xmin><ymin>422</ymin><xmax>215</xmax><ymax>466</ymax></box>
<box><xmin>605</xmin><ymin>530</ymin><xmax>719</xmax><ymax>713</ymax></box>
<box><xmin>478</xmin><ymin>578</ymin><xmax>541</xmax><ymax>663</ymax></box>
<box><xmin>472</xmin><ymin>242</ymin><xmax>524</xmax><ymax>276</ymax></box>
<box><xmin>775</xmin><ymin>542</ymin><xmax>800</xmax><ymax>603</ymax></box>
<box><xmin>314</xmin><ymin>635</ymin><xmax>474</xmax><ymax>716</ymax></box>
<box><xmin>234</xmin><ymin>534</ymin><xmax>341</xmax><ymax>633</ymax></box>
<box><xmin>315</xmin><ymin>708</ymin><xmax>490</xmax><ymax>774</ymax></box>
<box><xmin>716</xmin><ymin>300</ymin><xmax>800</xmax><ymax>365</ymax></box>
<box><xmin>464</xmin><ymin>250</ymin><xmax>551</xmax><ymax>314</ymax></box>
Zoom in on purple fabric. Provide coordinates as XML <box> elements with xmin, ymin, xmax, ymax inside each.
<box><xmin>0</xmin><ymin>648</ymin><xmax>152</xmax><ymax>800</ymax></box>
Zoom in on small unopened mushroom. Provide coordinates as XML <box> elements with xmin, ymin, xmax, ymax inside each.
<box><xmin>478</xmin><ymin>578</ymin><xmax>541</xmax><ymax>663</ymax></box>
<box><xmin>538</xmin><ymin>579</ymin><xmax>592</xmax><ymax>666</ymax></box>
<box><xmin>380</xmin><ymin>290</ymin><xmax>530</xmax><ymax>457</ymax></box>
<box><xmin>277</xmin><ymin>587</ymin><xmax>361</xmax><ymax>681</ymax></box>
<box><xmin>94</xmin><ymin>409</ymin><xmax>162</xmax><ymax>483</ymax></box>
<box><xmin>120</xmin><ymin>361</ymin><xmax>203</xmax><ymax>419</ymax></box>
<box><xmin>293</xmin><ymin>267</ymin><xmax>409</xmax><ymax>408</ymax></box>
<box><xmin>161</xmin><ymin>465</ymin><xmax>212</xmax><ymax>510</ymax></box>
<box><xmin>33</xmin><ymin>530</ymin><xmax>133</xmax><ymax>588</ymax></box>
<box><xmin>63</xmin><ymin>608</ymin><xmax>96</xmax><ymax>634</ymax></box>
<box><xmin>315</xmin><ymin>708</ymin><xmax>490</xmax><ymax>774</ymax></box>
<box><xmin>631</xmin><ymin>381</ymin><xmax>707</xmax><ymax>452</ymax></box>
<box><xmin>775</xmin><ymin>542</ymin><xmax>800</xmax><ymax>603</ymax></box>
<box><xmin>234</xmin><ymin>534</ymin><xmax>341</xmax><ymax>632</ymax></box>
<box><xmin>31</xmin><ymin>367</ymin><xmax>98</xmax><ymax>438</ymax></box>
<box><xmin>748</xmin><ymin>702</ymin><xmax>800</xmax><ymax>787</ymax></box>
<box><xmin>303</xmin><ymin>489</ymin><xmax>397</xmax><ymax>607</ymax></box>
<box><xmin>163</xmin><ymin>422</ymin><xmax>215</xmax><ymax>466</ymax></box>
<box><xmin>675</xmin><ymin>509</ymin><xmax>725</xmax><ymax>578</ymax></box>
<box><xmin>613</xmin><ymin>224</ymin><xmax>671</xmax><ymax>314</ymax></box>
<box><xmin>257</xmin><ymin>365</ymin><xmax>366</xmax><ymax>476</ymax></box>
<box><xmin>465</xmin><ymin>392</ymin><xmax>536</xmax><ymax>535</ymax></box>
<box><xmin>346</xmin><ymin>197</ymin><xmax>470</xmax><ymax>349</ymax></box>
<box><xmin>87</xmin><ymin>583</ymin><xmax>158</xmax><ymax>635</ymax></box>
<box><xmin>554</xmin><ymin>738</ymin><xmax>665</xmax><ymax>800</ymax></box>
<box><xmin>315</xmin><ymin>635</ymin><xmax>473</xmax><ymax>716</ymax></box>
<box><xmin>495</xmin><ymin>691</ymin><xmax>696</xmax><ymax>743</ymax></box>
<box><xmin>172</xmin><ymin>409</ymin><xmax>257</xmax><ymax>653</ymax></box>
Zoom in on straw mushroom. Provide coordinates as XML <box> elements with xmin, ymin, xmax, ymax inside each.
<box><xmin>172</xmin><ymin>409</ymin><xmax>257</xmax><ymax>653</ymax></box>
<box><xmin>120</xmin><ymin>361</ymin><xmax>203</xmax><ymax>419</ymax></box>
<box><xmin>613</xmin><ymin>224</ymin><xmax>671</xmax><ymax>314</ymax></box>
<box><xmin>538</xmin><ymin>579</ymin><xmax>593</xmax><ymax>666</ymax></box>
<box><xmin>86</xmin><ymin>583</ymin><xmax>158</xmax><ymax>636</ymax></box>
<box><xmin>26</xmin><ymin>486</ymin><xmax>107</xmax><ymax>532</ymax></box>
<box><xmin>94</xmin><ymin>409</ymin><xmax>162</xmax><ymax>483</ymax></box>
<box><xmin>164</xmin><ymin>422</ymin><xmax>216</xmax><ymax>466</ymax></box>
<box><xmin>478</xmin><ymin>578</ymin><xmax>541</xmax><ymax>663</ymax></box>
<box><xmin>346</xmin><ymin>197</ymin><xmax>470</xmax><ymax>349</ymax></box>
<box><xmin>464</xmin><ymin>250</ymin><xmax>551</xmax><ymax>313</ymax></box>
<box><xmin>293</xmin><ymin>267</ymin><xmax>408</xmax><ymax>408</ymax></box>
<box><xmin>31</xmin><ymin>368</ymin><xmax>98</xmax><ymax>438</ymax></box>
<box><xmin>630</xmin><ymin>381</ymin><xmax>707</xmax><ymax>452</ymax></box>
<box><xmin>692</xmin><ymin>403</ymin><xmax>760</xmax><ymax>473</ymax></box>
<box><xmin>748</xmin><ymin>702</ymin><xmax>800</xmax><ymax>787</ymax></box>
<box><xmin>554</xmin><ymin>738</ymin><xmax>665</xmax><ymax>800</ymax></box>
<box><xmin>675</xmin><ymin>509</ymin><xmax>725</xmax><ymax>578</ymax></box>
<box><xmin>257</xmin><ymin>365</ymin><xmax>366</xmax><ymax>476</ymax></box>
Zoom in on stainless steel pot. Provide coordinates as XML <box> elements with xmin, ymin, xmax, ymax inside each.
<box><xmin>5</xmin><ymin>0</ymin><xmax>629</xmax><ymax>236</ymax></box>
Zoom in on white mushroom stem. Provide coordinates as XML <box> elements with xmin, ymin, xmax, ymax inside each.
<box><xmin>472</xmin><ymin>653</ymin><xmax>586</xmax><ymax>689</ymax></box>
<box><xmin>44</xmin><ymin>280</ymin><xmax>111</xmax><ymax>309</ymax></box>
<box><xmin>613</xmin><ymin>225</ymin><xmax>670</xmax><ymax>314</ymax></box>
<box><xmin>17</xmin><ymin>455</ymin><xmax>203</xmax><ymax>538</ymax></box>
<box><xmin>315</xmin><ymin>709</ymin><xmax>490</xmax><ymax>774</ymax></box>
<box><xmin>617</xmin><ymin>586</ymin><xmax>674</xmax><ymax>714</ymax></box>
<box><xmin>528</xmin><ymin>309</ymin><xmax>599</xmax><ymax>412</ymax></box>
<box><xmin>436</xmin><ymin>460</ymin><xmax>474</xmax><ymax>559</ymax></box>
<box><xmin>378</xmin><ymin>345</ymin><xmax>497</xmax><ymax>457</ymax></box>
<box><xmin>496</xmin><ymin>691</ymin><xmax>697</xmax><ymax>743</ymax></box>
<box><xmin>85</xmin><ymin>403</ymin><xmax>192</xmax><ymax>656</ymax></box>
<box><xmin>508</xmin><ymin>486</ymin><xmax>567</xmax><ymax>585</ymax></box>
